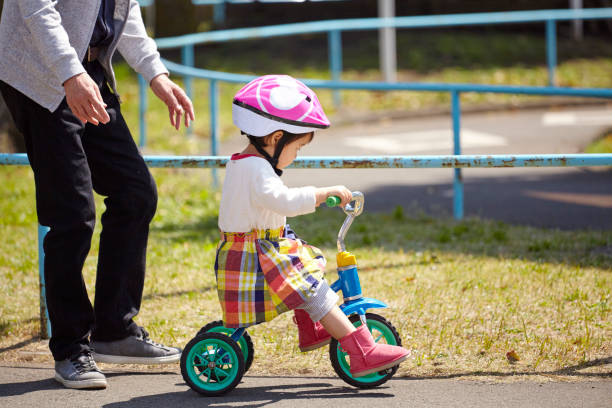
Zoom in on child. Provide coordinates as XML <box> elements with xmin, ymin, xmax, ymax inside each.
<box><xmin>215</xmin><ymin>75</ymin><xmax>410</xmax><ymax>377</ymax></box>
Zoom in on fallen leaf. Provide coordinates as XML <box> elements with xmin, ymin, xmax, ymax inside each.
<box><xmin>506</xmin><ymin>350</ymin><xmax>520</xmax><ymax>363</ymax></box>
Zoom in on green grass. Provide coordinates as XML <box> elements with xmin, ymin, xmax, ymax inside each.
<box><xmin>585</xmin><ymin>130</ymin><xmax>612</xmax><ymax>154</ymax></box>
<box><xmin>0</xmin><ymin>166</ymin><xmax>610</xmax><ymax>379</ymax></box>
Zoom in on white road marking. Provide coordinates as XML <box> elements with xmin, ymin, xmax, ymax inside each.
<box><xmin>343</xmin><ymin>129</ymin><xmax>507</xmax><ymax>153</ymax></box>
<box><xmin>541</xmin><ymin>110</ymin><xmax>612</xmax><ymax>127</ymax></box>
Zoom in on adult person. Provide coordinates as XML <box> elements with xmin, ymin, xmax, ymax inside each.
<box><xmin>0</xmin><ymin>0</ymin><xmax>195</xmax><ymax>389</ymax></box>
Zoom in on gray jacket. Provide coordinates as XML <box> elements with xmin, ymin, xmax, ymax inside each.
<box><xmin>0</xmin><ymin>0</ymin><xmax>168</xmax><ymax>112</ymax></box>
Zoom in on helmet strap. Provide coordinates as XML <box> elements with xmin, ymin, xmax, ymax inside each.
<box><xmin>246</xmin><ymin>133</ymin><xmax>284</xmax><ymax>176</ymax></box>
<box><xmin>271</xmin><ymin>132</ymin><xmax>291</xmax><ymax>172</ymax></box>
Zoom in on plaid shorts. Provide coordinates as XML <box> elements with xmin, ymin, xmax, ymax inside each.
<box><xmin>214</xmin><ymin>226</ymin><xmax>327</xmax><ymax>328</ymax></box>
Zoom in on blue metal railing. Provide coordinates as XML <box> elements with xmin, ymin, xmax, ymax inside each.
<box><xmin>145</xmin><ymin>7</ymin><xmax>612</xmax><ymax>136</ymax></box>
<box><xmin>4</xmin><ymin>153</ymin><xmax>611</xmax><ymax>168</ymax></box>
<box><xmin>138</xmin><ymin>8</ymin><xmax>612</xmax><ymax>218</ymax></box>
<box><xmin>152</xmin><ymin>8</ymin><xmax>612</xmax><ymax>92</ymax></box>
<box><xmin>150</xmin><ymin>59</ymin><xmax>612</xmax><ymax>218</ymax></box>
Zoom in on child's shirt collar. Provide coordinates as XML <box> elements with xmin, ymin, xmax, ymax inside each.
<box><xmin>231</xmin><ymin>153</ymin><xmax>259</xmax><ymax>160</ymax></box>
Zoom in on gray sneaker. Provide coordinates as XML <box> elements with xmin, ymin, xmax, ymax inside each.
<box><xmin>54</xmin><ymin>351</ymin><xmax>107</xmax><ymax>389</ymax></box>
<box><xmin>91</xmin><ymin>328</ymin><xmax>181</xmax><ymax>364</ymax></box>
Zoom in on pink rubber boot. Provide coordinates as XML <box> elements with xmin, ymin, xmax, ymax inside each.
<box><xmin>339</xmin><ymin>324</ymin><xmax>410</xmax><ymax>377</ymax></box>
<box><xmin>293</xmin><ymin>309</ymin><xmax>331</xmax><ymax>352</ymax></box>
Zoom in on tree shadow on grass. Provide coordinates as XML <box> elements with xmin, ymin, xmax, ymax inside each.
<box><xmin>0</xmin><ymin>335</ymin><xmax>40</xmax><ymax>355</ymax></box>
<box><xmin>191</xmin><ymin>30</ymin><xmax>612</xmax><ymax>75</ymax></box>
<box><xmin>142</xmin><ymin>286</ymin><xmax>215</xmax><ymax>301</ymax></box>
<box><xmin>150</xmin><ymin>214</ymin><xmax>220</xmax><ymax>245</ymax></box>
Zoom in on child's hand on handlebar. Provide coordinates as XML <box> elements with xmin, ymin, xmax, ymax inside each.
<box><xmin>315</xmin><ymin>185</ymin><xmax>352</xmax><ymax>207</ymax></box>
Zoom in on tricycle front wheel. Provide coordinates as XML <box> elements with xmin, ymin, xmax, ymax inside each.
<box><xmin>329</xmin><ymin>313</ymin><xmax>402</xmax><ymax>388</ymax></box>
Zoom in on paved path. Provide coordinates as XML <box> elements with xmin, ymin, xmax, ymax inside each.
<box><xmin>1</xmin><ymin>365</ymin><xmax>611</xmax><ymax>408</ymax></box>
<box><xmin>220</xmin><ymin>105</ymin><xmax>612</xmax><ymax>230</ymax></box>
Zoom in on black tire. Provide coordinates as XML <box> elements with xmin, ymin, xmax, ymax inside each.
<box><xmin>181</xmin><ymin>332</ymin><xmax>245</xmax><ymax>396</ymax></box>
<box><xmin>329</xmin><ymin>313</ymin><xmax>402</xmax><ymax>389</ymax></box>
<box><xmin>197</xmin><ymin>320</ymin><xmax>254</xmax><ymax>373</ymax></box>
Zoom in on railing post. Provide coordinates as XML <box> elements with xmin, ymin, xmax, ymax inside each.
<box><xmin>209</xmin><ymin>79</ymin><xmax>219</xmax><ymax>187</ymax></box>
<box><xmin>546</xmin><ymin>20</ymin><xmax>557</xmax><ymax>87</ymax></box>
<box><xmin>378</xmin><ymin>0</ymin><xmax>397</xmax><ymax>83</ymax></box>
<box><xmin>451</xmin><ymin>90</ymin><xmax>463</xmax><ymax>220</ymax></box>
<box><xmin>213</xmin><ymin>3</ymin><xmax>226</xmax><ymax>27</ymax></box>
<box><xmin>570</xmin><ymin>0</ymin><xmax>584</xmax><ymax>41</ymax></box>
<box><xmin>38</xmin><ymin>224</ymin><xmax>51</xmax><ymax>339</ymax></box>
<box><xmin>138</xmin><ymin>74</ymin><xmax>147</xmax><ymax>148</ymax></box>
<box><xmin>328</xmin><ymin>30</ymin><xmax>343</xmax><ymax>108</ymax></box>
<box><xmin>142</xmin><ymin>0</ymin><xmax>156</xmax><ymax>36</ymax></box>
<box><xmin>182</xmin><ymin>44</ymin><xmax>195</xmax><ymax>135</ymax></box>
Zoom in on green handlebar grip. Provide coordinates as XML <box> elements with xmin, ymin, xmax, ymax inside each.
<box><xmin>326</xmin><ymin>196</ymin><xmax>341</xmax><ymax>207</ymax></box>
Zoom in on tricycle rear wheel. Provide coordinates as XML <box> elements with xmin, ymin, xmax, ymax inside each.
<box><xmin>198</xmin><ymin>320</ymin><xmax>254</xmax><ymax>373</ymax></box>
<box><xmin>181</xmin><ymin>332</ymin><xmax>245</xmax><ymax>396</ymax></box>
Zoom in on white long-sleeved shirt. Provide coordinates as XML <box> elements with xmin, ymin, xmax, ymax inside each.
<box><xmin>218</xmin><ymin>154</ymin><xmax>317</xmax><ymax>232</ymax></box>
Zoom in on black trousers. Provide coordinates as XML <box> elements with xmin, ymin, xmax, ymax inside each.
<box><xmin>0</xmin><ymin>61</ymin><xmax>157</xmax><ymax>361</ymax></box>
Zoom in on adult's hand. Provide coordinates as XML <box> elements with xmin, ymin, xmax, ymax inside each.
<box><xmin>150</xmin><ymin>74</ymin><xmax>195</xmax><ymax>130</ymax></box>
<box><xmin>63</xmin><ymin>73</ymin><xmax>110</xmax><ymax>125</ymax></box>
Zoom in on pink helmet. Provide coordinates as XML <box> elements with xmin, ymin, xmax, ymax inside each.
<box><xmin>232</xmin><ymin>75</ymin><xmax>330</xmax><ymax>137</ymax></box>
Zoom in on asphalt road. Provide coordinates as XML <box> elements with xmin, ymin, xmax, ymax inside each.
<box><xmin>1</xmin><ymin>364</ymin><xmax>611</xmax><ymax>408</ymax></box>
<box><xmin>220</xmin><ymin>104</ymin><xmax>612</xmax><ymax>230</ymax></box>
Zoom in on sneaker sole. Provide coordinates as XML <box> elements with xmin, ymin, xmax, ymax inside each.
<box><xmin>54</xmin><ymin>373</ymin><xmax>107</xmax><ymax>389</ymax></box>
<box><xmin>91</xmin><ymin>352</ymin><xmax>181</xmax><ymax>365</ymax></box>
<box><xmin>351</xmin><ymin>353</ymin><xmax>410</xmax><ymax>378</ymax></box>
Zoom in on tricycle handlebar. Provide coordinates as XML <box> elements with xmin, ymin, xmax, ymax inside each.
<box><xmin>335</xmin><ymin>192</ymin><xmax>364</xmax><ymax>253</ymax></box>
